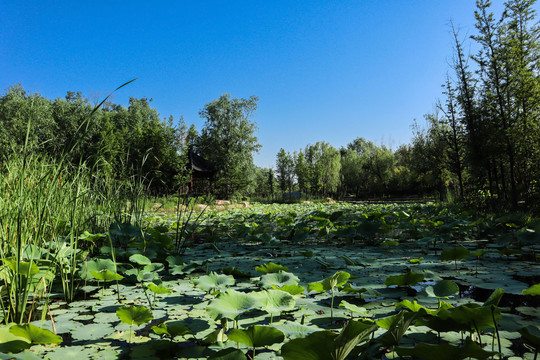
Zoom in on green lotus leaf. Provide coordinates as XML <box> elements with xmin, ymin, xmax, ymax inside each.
<box><xmin>395</xmin><ymin>299</ymin><xmax>432</xmax><ymax>314</ymax></box>
<box><xmin>378</xmin><ymin>310</ymin><xmax>424</xmax><ymax>347</ymax></box>
<box><xmin>146</xmin><ymin>282</ymin><xmax>171</xmax><ymax>294</ymax></box>
<box><xmin>222</xmin><ymin>267</ymin><xmax>251</xmax><ymax>279</ymax></box>
<box><xmin>440</xmin><ymin>246</ymin><xmax>470</xmax><ymax>261</ymax></box>
<box><xmin>9</xmin><ymin>324</ymin><xmax>62</xmax><ymax>345</ymax></box>
<box><xmin>339</xmin><ymin>300</ymin><xmax>367</xmax><ymax>315</ymax></box>
<box><xmin>70</xmin><ymin>323</ymin><xmax>115</xmax><ymax>341</ymax></box>
<box><xmin>340</xmin><ymin>284</ymin><xmax>367</xmax><ymax>294</ymax></box>
<box><xmin>206</xmin><ymin>289</ymin><xmax>259</xmax><ymax>320</ymax></box>
<box><xmin>281</xmin><ymin>331</ymin><xmax>337</xmax><ymax>360</ymax></box>
<box><xmin>396</xmin><ymin>338</ymin><xmax>497</xmax><ymax>360</ymax></box>
<box><xmin>298</xmin><ymin>250</ymin><xmax>314</xmax><ymax>258</ymax></box>
<box><xmin>518</xmin><ymin>325</ymin><xmax>540</xmax><ymax>350</ymax></box>
<box><xmin>424</xmin><ymin>280</ymin><xmax>459</xmax><ymax>298</ymax></box>
<box><xmin>281</xmin><ymin>319</ymin><xmax>377</xmax><ymax>360</ymax></box>
<box><xmin>271</xmin><ymin>322</ymin><xmax>321</xmax><ymax>339</ymax></box>
<box><xmin>193</xmin><ymin>272</ymin><xmax>235</xmax><ymax>292</ymax></box>
<box><xmin>152</xmin><ymin>321</ymin><xmax>193</xmax><ymax>338</ymax></box>
<box><xmin>257</xmin><ymin>290</ymin><xmax>296</xmax><ymax>315</ymax></box>
<box><xmin>116</xmin><ymin>305</ymin><xmax>153</xmax><ymax>327</ymax></box>
<box><xmin>208</xmin><ymin>348</ymin><xmax>247</xmax><ymax>360</ymax></box>
<box><xmin>228</xmin><ymin>325</ymin><xmax>285</xmax><ymax>348</ymax></box>
<box><xmin>523</xmin><ymin>283</ymin><xmax>540</xmax><ymax>296</ymax></box>
<box><xmin>255</xmin><ymin>262</ymin><xmax>289</xmax><ymax>274</ymax></box>
<box><xmin>80</xmin><ymin>258</ymin><xmax>116</xmax><ymax>280</ymax></box>
<box><xmin>270</xmin><ymin>284</ymin><xmax>305</xmax><ymax>296</ymax></box>
<box><xmin>483</xmin><ymin>288</ymin><xmax>505</xmax><ymax>306</ymax></box>
<box><xmin>129</xmin><ymin>254</ymin><xmax>151</xmax><ymax>266</ymax></box>
<box><xmin>333</xmin><ymin>319</ymin><xmax>378</xmax><ymax>360</ymax></box>
<box><xmin>90</xmin><ymin>269</ymin><xmax>123</xmax><ymax>282</ymax></box>
<box><xmin>259</xmin><ymin>271</ymin><xmax>300</xmax><ymax>289</ymax></box>
<box><xmin>0</xmin><ymin>325</ymin><xmax>31</xmax><ymax>353</ymax></box>
<box><xmin>3</xmin><ymin>259</ymin><xmax>40</xmax><ymax>277</ymax></box>
<box><xmin>384</xmin><ymin>270</ymin><xmax>424</xmax><ymax>287</ymax></box>
<box><xmin>0</xmin><ymin>350</ymin><xmax>43</xmax><ymax>359</ymax></box>
<box><xmin>439</xmin><ymin>304</ymin><xmax>501</xmax><ymax>332</ymax></box>
<box><xmin>308</xmin><ymin>271</ymin><xmax>350</xmax><ymax>293</ymax></box>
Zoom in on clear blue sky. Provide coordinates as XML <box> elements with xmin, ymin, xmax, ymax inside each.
<box><xmin>1</xmin><ymin>1</ymin><xmax>529</xmax><ymax>169</ymax></box>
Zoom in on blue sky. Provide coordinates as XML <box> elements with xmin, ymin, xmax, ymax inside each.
<box><xmin>1</xmin><ymin>1</ymin><xmax>529</xmax><ymax>169</ymax></box>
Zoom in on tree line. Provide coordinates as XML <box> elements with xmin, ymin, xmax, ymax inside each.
<box><xmin>272</xmin><ymin>0</ymin><xmax>540</xmax><ymax>211</ymax></box>
<box><xmin>1</xmin><ymin>0</ymin><xmax>539</xmax><ymax>211</ymax></box>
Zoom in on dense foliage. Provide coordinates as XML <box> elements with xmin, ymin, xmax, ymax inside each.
<box><xmin>1</xmin><ymin>201</ymin><xmax>539</xmax><ymax>358</ymax></box>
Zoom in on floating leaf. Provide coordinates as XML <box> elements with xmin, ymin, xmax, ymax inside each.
<box><xmin>255</xmin><ymin>262</ymin><xmax>289</xmax><ymax>274</ymax></box>
<box><xmin>339</xmin><ymin>300</ymin><xmax>368</xmax><ymax>316</ymax></box>
<box><xmin>222</xmin><ymin>267</ymin><xmax>251</xmax><ymax>278</ymax></box>
<box><xmin>396</xmin><ymin>338</ymin><xmax>497</xmax><ymax>360</ymax></box>
<box><xmin>208</xmin><ymin>348</ymin><xmax>247</xmax><ymax>360</ymax></box>
<box><xmin>384</xmin><ymin>270</ymin><xmax>424</xmax><ymax>287</ymax></box>
<box><xmin>424</xmin><ymin>280</ymin><xmax>459</xmax><ymax>298</ymax></box>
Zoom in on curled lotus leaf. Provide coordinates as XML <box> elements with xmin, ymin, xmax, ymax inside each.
<box><xmin>193</xmin><ymin>272</ymin><xmax>235</xmax><ymax>292</ymax></box>
<box><xmin>259</xmin><ymin>271</ymin><xmax>300</xmax><ymax>289</ymax></box>
<box><xmin>206</xmin><ymin>289</ymin><xmax>259</xmax><ymax>321</ymax></box>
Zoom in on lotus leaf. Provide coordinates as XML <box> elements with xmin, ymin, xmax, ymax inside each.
<box><xmin>256</xmin><ymin>289</ymin><xmax>296</xmax><ymax>317</ymax></box>
<box><xmin>523</xmin><ymin>283</ymin><xmax>540</xmax><ymax>296</ymax></box>
<box><xmin>396</xmin><ymin>338</ymin><xmax>497</xmax><ymax>360</ymax></box>
<box><xmin>281</xmin><ymin>319</ymin><xmax>377</xmax><ymax>360</ymax></box>
<box><xmin>308</xmin><ymin>271</ymin><xmax>350</xmax><ymax>293</ymax></box>
<box><xmin>339</xmin><ymin>300</ymin><xmax>368</xmax><ymax>316</ymax></box>
<box><xmin>271</xmin><ymin>322</ymin><xmax>321</xmax><ymax>339</ymax></box>
<box><xmin>193</xmin><ymin>272</ymin><xmax>235</xmax><ymax>292</ymax></box>
<box><xmin>228</xmin><ymin>325</ymin><xmax>285</xmax><ymax>348</ymax></box>
<box><xmin>259</xmin><ymin>271</ymin><xmax>300</xmax><ymax>289</ymax></box>
<box><xmin>117</xmin><ymin>305</ymin><xmax>153</xmax><ymax>327</ymax></box>
<box><xmin>518</xmin><ymin>325</ymin><xmax>540</xmax><ymax>351</ymax></box>
<box><xmin>0</xmin><ymin>325</ymin><xmax>31</xmax><ymax>353</ymax></box>
<box><xmin>424</xmin><ymin>280</ymin><xmax>459</xmax><ymax>298</ymax></box>
<box><xmin>384</xmin><ymin>270</ymin><xmax>424</xmax><ymax>287</ymax></box>
<box><xmin>90</xmin><ymin>269</ymin><xmax>123</xmax><ymax>282</ymax></box>
<box><xmin>152</xmin><ymin>321</ymin><xmax>193</xmax><ymax>338</ymax></box>
<box><xmin>255</xmin><ymin>262</ymin><xmax>289</xmax><ymax>274</ymax></box>
<box><xmin>129</xmin><ymin>254</ymin><xmax>151</xmax><ymax>266</ymax></box>
<box><xmin>222</xmin><ymin>267</ymin><xmax>251</xmax><ymax>278</ymax></box>
<box><xmin>146</xmin><ymin>282</ymin><xmax>171</xmax><ymax>294</ymax></box>
<box><xmin>206</xmin><ymin>289</ymin><xmax>259</xmax><ymax>321</ymax></box>
<box><xmin>9</xmin><ymin>324</ymin><xmax>62</xmax><ymax>345</ymax></box>
<box><xmin>208</xmin><ymin>348</ymin><xmax>247</xmax><ymax>360</ymax></box>
<box><xmin>270</xmin><ymin>284</ymin><xmax>305</xmax><ymax>296</ymax></box>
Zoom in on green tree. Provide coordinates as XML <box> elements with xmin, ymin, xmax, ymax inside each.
<box><xmin>196</xmin><ymin>94</ymin><xmax>261</xmax><ymax>196</ymax></box>
<box><xmin>276</xmin><ymin>148</ymin><xmax>294</xmax><ymax>196</ymax></box>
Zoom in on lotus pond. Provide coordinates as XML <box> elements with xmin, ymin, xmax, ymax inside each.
<box><xmin>2</xmin><ymin>202</ymin><xmax>540</xmax><ymax>359</ymax></box>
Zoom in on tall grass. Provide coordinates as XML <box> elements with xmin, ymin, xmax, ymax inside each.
<box><xmin>0</xmin><ymin>79</ymin><xmax>137</xmax><ymax>324</ymax></box>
